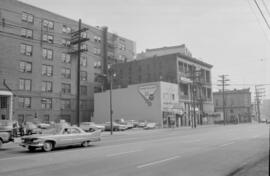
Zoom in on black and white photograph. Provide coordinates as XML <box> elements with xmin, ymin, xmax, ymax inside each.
<box><xmin>0</xmin><ymin>0</ymin><xmax>269</xmax><ymax>175</ymax></box>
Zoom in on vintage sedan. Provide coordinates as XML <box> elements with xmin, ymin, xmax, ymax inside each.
<box><xmin>20</xmin><ymin>126</ymin><xmax>101</xmax><ymax>152</ymax></box>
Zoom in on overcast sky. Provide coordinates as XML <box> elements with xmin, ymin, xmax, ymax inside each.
<box><xmin>21</xmin><ymin>0</ymin><xmax>270</xmax><ymax>98</ymax></box>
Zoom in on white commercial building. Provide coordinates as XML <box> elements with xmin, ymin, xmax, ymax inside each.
<box><xmin>94</xmin><ymin>81</ymin><xmax>185</xmax><ymax>127</ymax></box>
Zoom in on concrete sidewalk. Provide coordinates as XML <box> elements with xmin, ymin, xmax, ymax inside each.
<box><xmin>230</xmin><ymin>155</ymin><xmax>269</xmax><ymax>176</ymax></box>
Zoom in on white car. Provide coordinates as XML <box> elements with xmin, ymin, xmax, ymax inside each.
<box><xmin>20</xmin><ymin>126</ymin><xmax>101</xmax><ymax>152</ymax></box>
<box><xmin>144</xmin><ymin>123</ymin><xmax>157</xmax><ymax>130</ymax></box>
<box><xmin>80</xmin><ymin>122</ymin><xmax>105</xmax><ymax>132</ymax></box>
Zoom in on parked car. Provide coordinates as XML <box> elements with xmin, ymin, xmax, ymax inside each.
<box><xmin>36</xmin><ymin>122</ymin><xmax>51</xmax><ymax>129</ymax></box>
<box><xmin>0</xmin><ymin>120</ymin><xmax>19</xmax><ymax>137</ymax></box>
<box><xmin>20</xmin><ymin>126</ymin><xmax>101</xmax><ymax>152</ymax></box>
<box><xmin>0</xmin><ymin>131</ymin><xmax>14</xmax><ymax>148</ymax></box>
<box><xmin>138</xmin><ymin>120</ymin><xmax>148</xmax><ymax>128</ymax></box>
<box><xmin>114</xmin><ymin>120</ymin><xmax>133</xmax><ymax>129</ymax></box>
<box><xmin>126</xmin><ymin>120</ymin><xmax>139</xmax><ymax>128</ymax></box>
<box><xmin>80</xmin><ymin>122</ymin><xmax>105</xmax><ymax>132</ymax></box>
<box><xmin>104</xmin><ymin>122</ymin><xmax>128</xmax><ymax>131</ymax></box>
<box><xmin>144</xmin><ymin>122</ymin><xmax>157</xmax><ymax>130</ymax></box>
<box><xmin>25</xmin><ymin>122</ymin><xmax>42</xmax><ymax>135</ymax></box>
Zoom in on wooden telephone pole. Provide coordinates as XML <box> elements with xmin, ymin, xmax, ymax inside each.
<box><xmin>70</xmin><ymin>19</ymin><xmax>89</xmax><ymax>127</ymax></box>
<box><xmin>217</xmin><ymin>75</ymin><xmax>230</xmax><ymax>125</ymax></box>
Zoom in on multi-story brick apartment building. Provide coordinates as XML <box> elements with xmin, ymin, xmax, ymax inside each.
<box><xmin>213</xmin><ymin>89</ymin><xmax>252</xmax><ymax>123</ymax></box>
<box><xmin>0</xmin><ymin>0</ymin><xmax>136</xmax><ymax>123</ymax></box>
<box><xmin>112</xmin><ymin>45</ymin><xmax>213</xmax><ymax>126</ymax></box>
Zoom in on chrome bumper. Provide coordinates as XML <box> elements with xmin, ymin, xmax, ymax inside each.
<box><xmin>20</xmin><ymin>142</ymin><xmax>44</xmax><ymax>148</ymax></box>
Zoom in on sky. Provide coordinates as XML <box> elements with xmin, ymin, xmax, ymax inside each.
<box><xmin>21</xmin><ymin>0</ymin><xmax>270</xmax><ymax>99</ymax></box>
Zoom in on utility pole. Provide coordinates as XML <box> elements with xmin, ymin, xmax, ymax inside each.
<box><xmin>255</xmin><ymin>85</ymin><xmax>265</xmax><ymax>122</ymax></box>
<box><xmin>188</xmin><ymin>66</ymin><xmax>203</xmax><ymax>128</ymax></box>
<box><xmin>217</xmin><ymin>75</ymin><xmax>230</xmax><ymax>125</ymax></box>
<box><xmin>70</xmin><ymin>19</ymin><xmax>89</xmax><ymax>127</ymax></box>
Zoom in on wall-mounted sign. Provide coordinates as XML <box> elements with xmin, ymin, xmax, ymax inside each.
<box><xmin>138</xmin><ymin>85</ymin><xmax>157</xmax><ymax>106</ymax></box>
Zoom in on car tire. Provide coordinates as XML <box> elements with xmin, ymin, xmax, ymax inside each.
<box><xmin>81</xmin><ymin>141</ymin><xmax>88</xmax><ymax>147</ymax></box>
<box><xmin>42</xmin><ymin>141</ymin><xmax>53</xmax><ymax>152</ymax></box>
<box><xmin>28</xmin><ymin>146</ymin><xmax>36</xmax><ymax>152</ymax></box>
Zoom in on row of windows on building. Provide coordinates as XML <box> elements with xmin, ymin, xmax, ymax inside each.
<box><xmin>18</xmin><ymin>96</ymin><xmax>88</xmax><ymax>110</ymax></box>
<box><xmin>178</xmin><ymin>61</ymin><xmax>211</xmax><ymax>83</ymax></box>
<box><xmin>21</xmin><ymin>12</ymin><xmax>126</xmax><ymax>49</ymax></box>
<box><xmin>20</xmin><ymin>43</ymin><xmax>101</xmax><ymax>59</ymax></box>
<box><xmin>19</xmin><ymin>61</ymin><xmax>86</xmax><ymax>80</ymax></box>
<box><xmin>19</xmin><ymin>78</ymin><xmax>88</xmax><ymax>94</ymax></box>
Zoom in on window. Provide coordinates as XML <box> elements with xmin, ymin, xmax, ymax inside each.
<box><xmin>43</xmin><ymin>19</ymin><xmax>54</xmax><ymax>29</ymax></box>
<box><xmin>206</xmin><ymin>71</ymin><xmax>210</xmax><ymax>83</ymax></box>
<box><xmin>61</xmin><ymin>83</ymin><xmax>71</xmax><ymax>94</ymax></box>
<box><xmin>22</xmin><ymin>12</ymin><xmax>34</xmax><ymax>23</ymax></box>
<box><xmin>19</xmin><ymin>61</ymin><xmax>32</xmax><ymax>73</ymax></box>
<box><xmin>18</xmin><ymin>97</ymin><xmax>31</xmax><ymax>108</ymax></box>
<box><xmin>207</xmin><ymin>88</ymin><xmax>212</xmax><ymax>99</ymax></box>
<box><xmin>42</xmin><ymin>65</ymin><xmax>53</xmax><ymax>77</ymax></box>
<box><xmin>42</xmin><ymin>48</ymin><xmax>53</xmax><ymax>60</ymax></box>
<box><xmin>42</xmin><ymin>34</ymin><xmax>54</xmax><ymax>44</ymax></box>
<box><xmin>62</xmin><ymin>39</ymin><xmax>71</xmax><ymax>47</ymax></box>
<box><xmin>118</xmin><ymin>55</ymin><xmax>127</xmax><ymax>61</ymax></box>
<box><xmin>61</xmin><ymin>53</ymin><xmax>71</xmax><ymax>63</ymax></box>
<box><xmin>41</xmin><ymin>81</ymin><xmax>52</xmax><ymax>92</ymax></box>
<box><xmin>41</xmin><ymin>98</ymin><xmax>52</xmax><ymax>109</ymax></box>
<box><xmin>81</xmin><ymin>32</ymin><xmax>88</xmax><ymax>39</ymax></box>
<box><xmin>61</xmin><ymin>68</ymin><xmax>71</xmax><ymax>79</ymax></box>
<box><xmin>62</xmin><ymin>25</ymin><xmax>72</xmax><ymax>34</ymax></box>
<box><xmin>94</xmin><ymin>61</ymin><xmax>101</xmax><ymax>69</ymax></box>
<box><xmin>21</xmin><ymin>28</ymin><xmax>33</xmax><ymax>38</ymax></box>
<box><xmin>20</xmin><ymin>44</ymin><xmax>32</xmax><ymax>56</ymax></box>
<box><xmin>80</xmin><ymin>71</ymin><xmax>87</xmax><ymax>81</ymax></box>
<box><xmin>19</xmin><ymin>79</ymin><xmax>31</xmax><ymax>91</ymax></box>
<box><xmin>0</xmin><ymin>97</ymin><xmax>7</xmax><ymax>109</ymax></box>
<box><xmin>80</xmin><ymin>86</ymin><xmax>87</xmax><ymax>95</ymax></box>
<box><xmin>81</xmin><ymin>44</ymin><xmax>88</xmax><ymax>51</ymax></box>
<box><xmin>119</xmin><ymin>43</ymin><xmax>126</xmax><ymax>50</ymax></box>
<box><xmin>80</xmin><ymin>100</ymin><xmax>87</xmax><ymax>110</ymax></box>
<box><xmin>61</xmin><ymin>99</ymin><xmax>71</xmax><ymax>110</ymax></box>
<box><xmin>94</xmin><ymin>36</ymin><xmax>101</xmax><ymax>43</ymax></box>
<box><xmin>80</xmin><ymin>56</ymin><xmax>87</xmax><ymax>67</ymax></box>
<box><xmin>94</xmin><ymin>48</ymin><xmax>101</xmax><ymax>55</ymax></box>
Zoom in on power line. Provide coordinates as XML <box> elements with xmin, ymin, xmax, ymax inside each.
<box><xmin>253</xmin><ymin>0</ymin><xmax>270</xmax><ymax>31</ymax></box>
<box><xmin>261</xmin><ymin>0</ymin><xmax>270</xmax><ymax>17</ymax></box>
<box><xmin>245</xmin><ymin>0</ymin><xmax>270</xmax><ymax>45</ymax></box>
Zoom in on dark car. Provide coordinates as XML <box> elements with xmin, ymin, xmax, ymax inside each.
<box><xmin>25</xmin><ymin>122</ymin><xmax>42</xmax><ymax>135</ymax></box>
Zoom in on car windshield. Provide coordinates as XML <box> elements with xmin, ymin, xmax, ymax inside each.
<box><xmin>42</xmin><ymin>127</ymin><xmax>62</xmax><ymax>135</ymax></box>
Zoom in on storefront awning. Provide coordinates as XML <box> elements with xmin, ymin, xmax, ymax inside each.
<box><xmin>0</xmin><ymin>90</ymin><xmax>13</xmax><ymax>96</ymax></box>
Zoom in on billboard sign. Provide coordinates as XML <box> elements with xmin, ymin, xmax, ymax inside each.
<box><xmin>138</xmin><ymin>85</ymin><xmax>157</xmax><ymax>106</ymax></box>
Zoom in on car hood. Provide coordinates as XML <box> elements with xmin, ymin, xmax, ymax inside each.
<box><xmin>22</xmin><ymin>134</ymin><xmax>57</xmax><ymax>139</ymax></box>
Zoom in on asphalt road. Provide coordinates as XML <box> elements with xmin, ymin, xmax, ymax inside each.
<box><xmin>0</xmin><ymin>123</ymin><xmax>269</xmax><ymax>176</ymax></box>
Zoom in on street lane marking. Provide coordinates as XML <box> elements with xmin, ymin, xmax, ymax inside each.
<box><xmin>137</xmin><ymin>156</ymin><xmax>180</xmax><ymax>169</ymax></box>
<box><xmin>219</xmin><ymin>142</ymin><xmax>235</xmax><ymax>147</ymax></box>
<box><xmin>106</xmin><ymin>150</ymin><xmax>142</xmax><ymax>157</ymax></box>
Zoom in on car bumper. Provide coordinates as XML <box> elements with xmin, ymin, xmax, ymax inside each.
<box><xmin>20</xmin><ymin>142</ymin><xmax>44</xmax><ymax>148</ymax></box>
